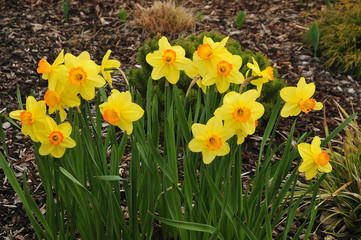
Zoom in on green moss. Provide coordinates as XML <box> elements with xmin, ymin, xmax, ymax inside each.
<box><xmin>127</xmin><ymin>32</ymin><xmax>286</xmax><ymax>125</ymax></box>
<box><xmin>312</xmin><ymin>0</ymin><xmax>361</xmax><ymax>79</ymax></box>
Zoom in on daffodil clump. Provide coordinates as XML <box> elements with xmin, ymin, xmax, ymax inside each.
<box><xmin>145</xmin><ymin>35</ymin><xmax>329</xmax><ymax>181</ymax></box>
<box><xmin>10</xmin><ymin>49</ymin><xmax>143</xmax><ymax>158</ymax></box>
<box><xmin>2</xmin><ymin>33</ymin><xmax>356</xmax><ymax>240</ymax></box>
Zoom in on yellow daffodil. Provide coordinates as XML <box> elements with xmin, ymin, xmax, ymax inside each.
<box><xmin>99</xmin><ymin>90</ymin><xmax>144</xmax><ymax>134</ymax></box>
<box><xmin>202</xmin><ymin>55</ymin><xmax>244</xmax><ymax>93</ymax></box>
<box><xmin>193</xmin><ymin>36</ymin><xmax>232</xmax><ymax>77</ymax></box>
<box><xmin>188</xmin><ymin>116</ymin><xmax>234</xmax><ymax>164</ymax></box>
<box><xmin>146</xmin><ymin>36</ymin><xmax>193</xmax><ymax>84</ymax></box>
<box><xmin>9</xmin><ymin>96</ymin><xmax>47</xmax><ymax>142</ymax></box>
<box><xmin>247</xmin><ymin>57</ymin><xmax>274</xmax><ymax>94</ymax></box>
<box><xmin>298</xmin><ymin>136</ymin><xmax>332</xmax><ymax>180</ymax></box>
<box><xmin>280</xmin><ymin>77</ymin><xmax>323</xmax><ymax>118</ymax></box>
<box><xmin>230</xmin><ymin>120</ymin><xmax>258</xmax><ymax>145</ymax></box>
<box><xmin>37</xmin><ymin>50</ymin><xmax>66</xmax><ymax>90</ymax></box>
<box><xmin>37</xmin><ymin>117</ymin><xmax>76</xmax><ymax>158</ymax></box>
<box><xmin>100</xmin><ymin>50</ymin><xmax>121</xmax><ymax>88</ymax></box>
<box><xmin>214</xmin><ymin>90</ymin><xmax>264</xmax><ymax>138</ymax></box>
<box><xmin>43</xmin><ymin>82</ymin><xmax>80</xmax><ymax>122</ymax></box>
<box><xmin>64</xmin><ymin>51</ymin><xmax>105</xmax><ymax>100</ymax></box>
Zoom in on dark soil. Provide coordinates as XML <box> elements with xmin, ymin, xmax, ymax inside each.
<box><xmin>1</xmin><ymin>0</ymin><xmax>360</xmax><ymax>239</ymax></box>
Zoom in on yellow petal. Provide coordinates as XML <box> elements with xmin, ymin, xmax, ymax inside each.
<box><xmin>280</xmin><ymin>87</ymin><xmax>299</xmax><ymax>103</ymax></box>
<box><xmin>299</xmin><ymin>159</ymin><xmax>316</xmax><ymax>172</ymax></box>
<box><xmin>122</xmin><ymin>103</ymin><xmax>144</xmax><ymax>121</ymax></box>
<box><xmin>305</xmin><ymin>167</ymin><xmax>318</xmax><ymax>180</ymax></box>
<box><xmin>215</xmin><ymin>77</ymin><xmax>230</xmax><ymax>93</ymax></box>
<box><xmin>174</xmin><ymin>57</ymin><xmax>193</xmax><ymax>71</ymax></box>
<box><xmin>9</xmin><ymin>110</ymin><xmax>23</xmax><ymax>121</ymax></box>
<box><xmin>206</xmin><ymin>116</ymin><xmax>223</xmax><ymax>131</ymax></box>
<box><xmin>311</xmin><ymin>136</ymin><xmax>322</xmax><ymax>156</ymax></box>
<box><xmin>202</xmin><ymin>149</ymin><xmax>216</xmax><ymax>164</ymax></box>
<box><xmin>51</xmin><ymin>146</ymin><xmax>66</xmax><ymax>158</ymax></box>
<box><xmin>314</xmin><ymin>101</ymin><xmax>323</xmax><ymax>110</ymax></box>
<box><xmin>297</xmin><ymin>77</ymin><xmax>315</xmax><ymax>100</ymax></box>
<box><xmin>116</xmin><ymin>117</ymin><xmax>133</xmax><ymax>134</ymax></box>
<box><xmin>298</xmin><ymin>142</ymin><xmax>313</xmax><ymax>161</ymax></box>
<box><xmin>61</xmin><ymin>137</ymin><xmax>76</xmax><ymax>148</ymax></box>
<box><xmin>216</xmin><ymin>143</ymin><xmax>230</xmax><ymax>156</ymax></box>
<box><xmin>151</xmin><ymin>63</ymin><xmax>169</xmax><ymax>80</ymax></box>
<box><xmin>318</xmin><ymin>163</ymin><xmax>332</xmax><ymax>173</ymax></box>
<box><xmin>217</xmin><ymin>127</ymin><xmax>235</xmax><ymax>142</ymax></box>
<box><xmin>158</xmin><ymin>36</ymin><xmax>171</xmax><ymax>52</ymax></box>
<box><xmin>146</xmin><ymin>52</ymin><xmax>163</xmax><ymax>67</ymax></box>
<box><xmin>280</xmin><ymin>102</ymin><xmax>301</xmax><ymax>117</ymax></box>
<box><xmin>39</xmin><ymin>142</ymin><xmax>54</xmax><ymax>156</ymax></box>
<box><xmin>58</xmin><ymin>122</ymin><xmax>72</xmax><ymax>136</ymax></box>
<box><xmin>250</xmin><ymin>102</ymin><xmax>265</xmax><ymax>120</ymax></box>
<box><xmin>191</xmin><ymin>123</ymin><xmax>208</xmax><ymax>140</ymax></box>
<box><xmin>188</xmin><ymin>138</ymin><xmax>205</xmax><ymax>152</ymax></box>
<box><xmin>165</xmin><ymin>66</ymin><xmax>180</xmax><ymax>84</ymax></box>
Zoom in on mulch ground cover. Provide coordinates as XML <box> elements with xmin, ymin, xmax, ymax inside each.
<box><xmin>1</xmin><ymin>0</ymin><xmax>360</xmax><ymax>239</ymax></box>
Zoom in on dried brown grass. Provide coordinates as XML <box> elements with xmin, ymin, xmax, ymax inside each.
<box><xmin>131</xmin><ymin>1</ymin><xmax>196</xmax><ymax>37</ymax></box>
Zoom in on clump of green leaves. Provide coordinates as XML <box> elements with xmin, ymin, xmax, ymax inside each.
<box><xmin>62</xmin><ymin>0</ymin><xmax>71</xmax><ymax>23</ymax></box>
<box><xmin>235</xmin><ymin>11</ymin><xmax>246</xmax><ymax>28</ymax></box>
<box><xmin>311</xmin><ymin>0</ymin><xmax>361</xmax><ymax>79</ymax></box>
<box><xmin>127</xmin><ymin>32</ymin><xmax>285</xmax><ymax>125</ymax></box>
<box><xmin>308</xmin><ymin>23</ymin><xmax>320</xmax><ymax>57</ymax></box>
<box><xmin>118</xmin><ymin>9</ymin><xmax>127</xmax><ymax>22</ymax></box>
<box><xmin>317</xmin><ymin>102</ymin><xmax>361</xmax><ymax>238</ymax></box>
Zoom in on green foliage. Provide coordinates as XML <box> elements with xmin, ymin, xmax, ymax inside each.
<box><xmin>127</xmin><ymin>32</ymin><xmax>286</xmax><ymax>125</ymax></box>
<box><xmin>235</xmin><ymin>11</ymin><xmax>246</xmax><ymax>28</ymax></box>
<box><xmin>118</xmin><ymin>9</ymin><xmax>127</xmax><ymax>22</ymax></box>
<box><xmin>62</xmin><ymin>0</ymin><xmax>71</xmax><ymax>23</ymax></box>
<box><xmin>308</xmin><ymin>23</ymin><xmax>320</xmax><ymax>57</ymax></box>
<box><xmin>318</xmin><ymin>104</ymin><xmax>361</xmax><ymax>238</ymax></box>
<box><xmin>312</xmin><ymin>0</ymin><xmax>361</xmax><ymax>79</ymax></box>
<box><xmin>197</xmin><ymin>12</ymin><xmax>203</xmax><ymax>22</ymax></box>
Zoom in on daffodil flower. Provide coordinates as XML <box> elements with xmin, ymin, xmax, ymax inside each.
<box><xmin>202</xmin><ymin>55</ymin><xmax>244</xmax><ymax>93</ymax></box>
<box><xmin>37</xmin><ymin>50</ymin><xmax>66</xmax><ymax>90</ymax></box>
<box><xmin>298</xmin><ymin>136</ymin><xmax>332</xmax><ymax>180</ymax></box>
<box><xmin>146</xmin><ymin>36</ymin><xmax>192</xmax><ymax>84</ymax></box>
<box><xmin>37</xmin><ymin>117</ymin><xmax>76</xmax><ymax>158</ymax></box>
<box><xmin>99</xmin><ymin>89</ymin><xmax>144</xmax><ymax>134</ymax></box>
<box><xmin>188</xmin><ymin>116</ymin><xmax>234</xmax><ymax>164</ymax></box>
<box><xmin>100</xmin><ymin>50</ymin><xmax>121</xmax><ymax>88</ymax></box>
<box><xmin>214</xmin><ymin>90</ymin><xmax>264</xmax><ymax>138</ymax></box>
<box><xmin>43</xmin><ymin>82</ymin><xmax>80</xmax><ymax>122</ymax></box>
<box><xmin>280</xmin><ymin>77</ymin><xmax>323</xmax><ymax>118</ymax></box>
<box><xmin>193</xmin><ymin>36</ymin><xmax>232</xmax><ymax>77</ymax></box>
<box><xmin>247</xmin><ymin>57</ymin><xmax>274</xmax><ymax>94</ymax></box>
<box><xmin>64</xmin><ymin>51</ymin><xmax>105</xmax><ymax>100</ymax></box>
<box><xmin>230</xmin><ymin>120</ymin><xmax>258</xmax><ymax>145</ymax></box>
<box><xmin>9</xmin><ymin>96</ymin><xmax>47</xmax><ymax>142</ymax></box>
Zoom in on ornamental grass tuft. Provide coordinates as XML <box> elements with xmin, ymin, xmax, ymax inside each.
<box><xmin>131</xmin><ymin>1</ymin><xmax>196</xmax><ymax>37</ymax></box>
